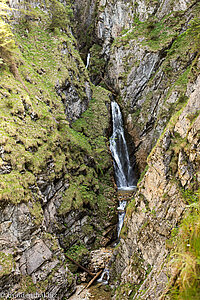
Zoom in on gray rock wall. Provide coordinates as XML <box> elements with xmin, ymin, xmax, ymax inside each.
<box><xmin>73</xmin><ymin>0</ymin><xmax>199</xmax><ymax>171</ymax></box>
<box><xmin>0</xmin><ymin>202</ymin><xmax>76</xmax><ymax>298</ymax></box>
<box><xmin>0</xmin><ymin>1</ymin><xmax>116</xmax><ymax>298</ymax></box>
<box><xmin>112</xmin><ymin>75</ymin><xmax>200</xmax><ymax>299</ymax></box>
<box><xmin>71</xmin><ymin>1</ymin><xmax>200</xmax><ymax>297</ymax></box>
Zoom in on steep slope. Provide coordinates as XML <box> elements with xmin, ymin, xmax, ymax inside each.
<box><xmin>73</xmin><ymin>0</ymin><xmax>199</xmax><ymax>171</ymax></box>
<box><xmin>71</xmin><ymin>0</ymin><xmax>200</xmax><ymax>298</ymax></box>
<box><xmin>0</xmin><ymin>0</ymin><xmax>200</xmax><ymax>298</ymax></box>
<box><xmin>112</xmin><ymin>74</ymin><xmax>200</xmax><ymax>299</ymax></box>
<box><xmin>0</xmin><ymin>1</ymin><xmax>116</xmax><ymax>297</ymax></box>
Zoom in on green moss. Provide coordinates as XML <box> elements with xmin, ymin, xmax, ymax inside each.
<box><xmin>112</xmin><ymin>11</ymin><xmax>185</xmax><ymax>51</ymax></box>
<box><xmin>47</xmin><ymin>0</ymin><xmax>73</xmax><ymax>31</ymax></box>
<box><xmin>0</xmin><ymin>2</ymin><xmax>119</xmax><ymax>296</ymax></box>
<box><xmin>114</xmin><ymin>250</ymin><xmax>147</xmax><ymax>298</ymax></box>
<box><xmin>0</xmin><ymin>7</ymin><xmax>117</xmax><ymax>266</ymax></box>
<box><xmin>19</xmin><ymin>276</ymin><xmax>38</xmax><ymax>293</ymax></box>
<box><xmin>127</xmin><ymin>198</ymin><xmax>136</xmax><ymax>217</ymax></box>
<box><xmin>115</xmin><ymin>282</ymin><xmax>136</xmax><ymax>299</ymax></box>
<box><xmin>43</xmin><ymin>233</ymin><xmax>60</xmax><ymax>252</ymax></box>
<box><xmin>18</xmin><ymin>260</ymin><xmax>72</xmax><ymax>294</ymax></box>
<box><xmin>0</xmin><ymin>252</ymin><xmax>14</xmax><ymax>277</ymax></box>
<box><xmin>57</xmin><ymin>84</ymin><xmax>115</xmax><ymax>215</ymax></box>
<box><xmin>0</xmin><ymin>171</ymin><xmax>35</xmax><ymax>204</ymax></box>
<box><xmin>88</xmin><ymin>44</ymin><xmax>106</xmax><ymax>80</ymax></box>
<box><xmin>29</xmin><ymin>201</ymin><xmax>44</xmax><ymax>225</ymax></box>
<box><xmin>113</xmin><ymin>2</ymin><xmax>198</xmax><ymax>53</ymax></box>
<box><xmin>110</xmin><ymin>4</ymin><xmax>199</xmax><ymax>143</ymax></box>
<box><xmin>167</xmin><ymin>132</ymin><xmax>188</xmax><ymax>175</ymax></box>
<box><xmin>59</xmin><ymin>182</ymin><xmax>96</xmax><ymax>214</ymax></box>
<box><xmin>120</xmin><ymin>222</ymin><xmax>128</xmax><ymax>239</ymax></box>
<box><xmin>0</xmin><ymin>2</ymin><xmax>93</xmax><ymax>207</ymax></box>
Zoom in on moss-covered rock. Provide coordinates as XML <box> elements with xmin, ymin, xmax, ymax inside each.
<box><xmin>0</xmin><ymin>1</ymin><xmax>116</xmax><ymax>296</ymax></box>
<box><xmin>0</xmin><ymin>252</ymin><xmax>14</xmax><ymax>278</ymax></box>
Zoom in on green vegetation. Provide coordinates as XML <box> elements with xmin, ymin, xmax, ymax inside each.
<box><xmin>137</xmin><ymin>165</ymin><xmax>149</xmax><ymax>185</ymax></box>
<box><xmin>1</xmin><ymin>0</ymin><xmax>199</xmax><ymax>297</ymax></box>
<box><xmin>114</xmin><ymin>250</ymin><xmax>148</xmax><ymax>299</ymax></box>
<box><xmin>29</xmin><ymin>201</ymin><xmax>44</xmax><ymax>225</ymax></box>
<box><xmin>0</xmin><ymin>1</ymin><xmax>115</xmax><ymax>235</ymax></box>
<box><xmin>112</xmin><ymin>12</ymin><xmax>185</xmax><ymax>51</ymax></box>
<box><xmin>65</xmin><ymin>243</ymin><xmax>89</xmax><ymax>273</ymax></box>
<box><xmin>0</xmin><ymin>8</ymin><xmax>117</xmax><ymax>290</ymax></box>
<box><xmin>48</xmin><ymin>0</ymin><xmax>73</xmax><ymax>31</ymax></box>
<box><xmin>165</xmin><ymin>190</ymin><xmax>200</xmax><ymax>299</ymax></box>
<box><xmin>0</xmin><ymin>252</ymin><xmax>14</xmax><ymax>277</ymax></box>
<box><xmin>115</xmin><ymin>282</ymin><xmax>136</xmax><ymax>300</ymax></box>
<box><xmin>0</xmin><ymin>0</ymin><xmax>16</xmax><ymax>63</ymax></box>
<box><xmin>18</xmin><ymin>259</ymin><xmax>74</xmax><ymax>294</ymax></box>
<box><xmin>88</xmin><ymin>44</ymin><xmax>106</xmax><ymax>82</ymax></box>
<box><xmin>187</xmin><ymin>17</ymin><xmax>200</xmax><ymax>51</ymax></box>
<box><xmin>58</xmin><ymin>85</ymin><xmax>115</xmax><ymax>217</ymax></box>
<box><xmin>109</xmin><ymin>2</ymin><xmax>200</xmax><ymax>143</ymax></box>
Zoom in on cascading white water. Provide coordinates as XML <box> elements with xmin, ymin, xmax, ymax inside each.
<box><xmin>110</xmin><ymin>101</ymin><xmax>136</xmax><ymax>237</ymax></box>
<box><xmin>117</xmin><ymin>200</ymin><xmax>127</xmax><ymax>238</ymax></box>
<box><xmin>97</xmin><ymin>267</ymin><xmax>110</xmax><ymax>285</ymax></box>
<box><xmin>86</xmin><ymin>53</ymin><xmax>90</xmax><ymax>69</ymax></box>
<box><xmin>98</xmin><ymin>101</ymin><xmax>136</xmax><ymax>285</ymax></box>
<box><xmin>110</xmin><ymin>101</ymin><xmax>135</xmax><ymax>190</ymax></box>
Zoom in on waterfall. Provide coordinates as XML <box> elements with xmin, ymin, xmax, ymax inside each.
<box><xmin>110</xmin><ymin>101</ymin><xmax>136</xmax><ymax>237</ymax></box>
<box><xmin>86</xmin><ymin>53</ymin><xmax>90</xmax><ymax>69</ymax></box>
<box><xmin>110</xmin><ymin>101</ymin><xmax>136</xmax><ymax>190</ymax></box>
<box><xmin>98</xmin><ymin>101</ymin><xmax>136</xmax><ymax>285</ymax></box>
<box><xmin>117</xmin><ymin>200</ymin><xmax>127</xmax><ymax>238</ymax></box>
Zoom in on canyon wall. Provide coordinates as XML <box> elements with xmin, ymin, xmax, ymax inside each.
<box><xmin>112</xmin><ymin>75</ymin><xmax>200</xmax><ymax>299</ymax></box>
<box><xmin>0</xmin><ymin>1</ymin><xmax>116</xmax><ymax>297</ymax></box>
<box><xmin>73</xmin><ymin>0</ymin><xmax>199</xmax><ymax>171</ymax></box>
<box><xmin>72</xmin><ymin>0</ymin><xmax>200</xmax><ymax>298</ymax></box>
<box><xmin>0</xmin><ymin>0</ymin><xmax>199</xmax><ymax>298</ymax></box>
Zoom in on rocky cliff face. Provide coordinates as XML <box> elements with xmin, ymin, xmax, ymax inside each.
<box><xmin>1</xmin><ymin>0</ymin><xmax>200</xmax><ymax>298</ymax></box>
<box><xmin>0</xmin><ymin>1</ymin><xmax>116</xmax><ymax>298</ymax></box>
<box><xmin>111</xmin><ymin>74</ymin><xmax>200</xmax><ymax>299</ymax></box>
<box><xmin>72</xmin><ymin>0</ymin><xmax>200</xmax><ymax>298</ymax></box>
<box><xmin>73</xmin><ymin>0</ymin><xmax>199</xmax><ymax>171</ymax></box>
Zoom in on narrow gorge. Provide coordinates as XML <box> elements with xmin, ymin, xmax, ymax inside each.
<box><xmin>0</xmin><ymin>0</ymin><xmax>199</xmax><ymax>299</ymax></box>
